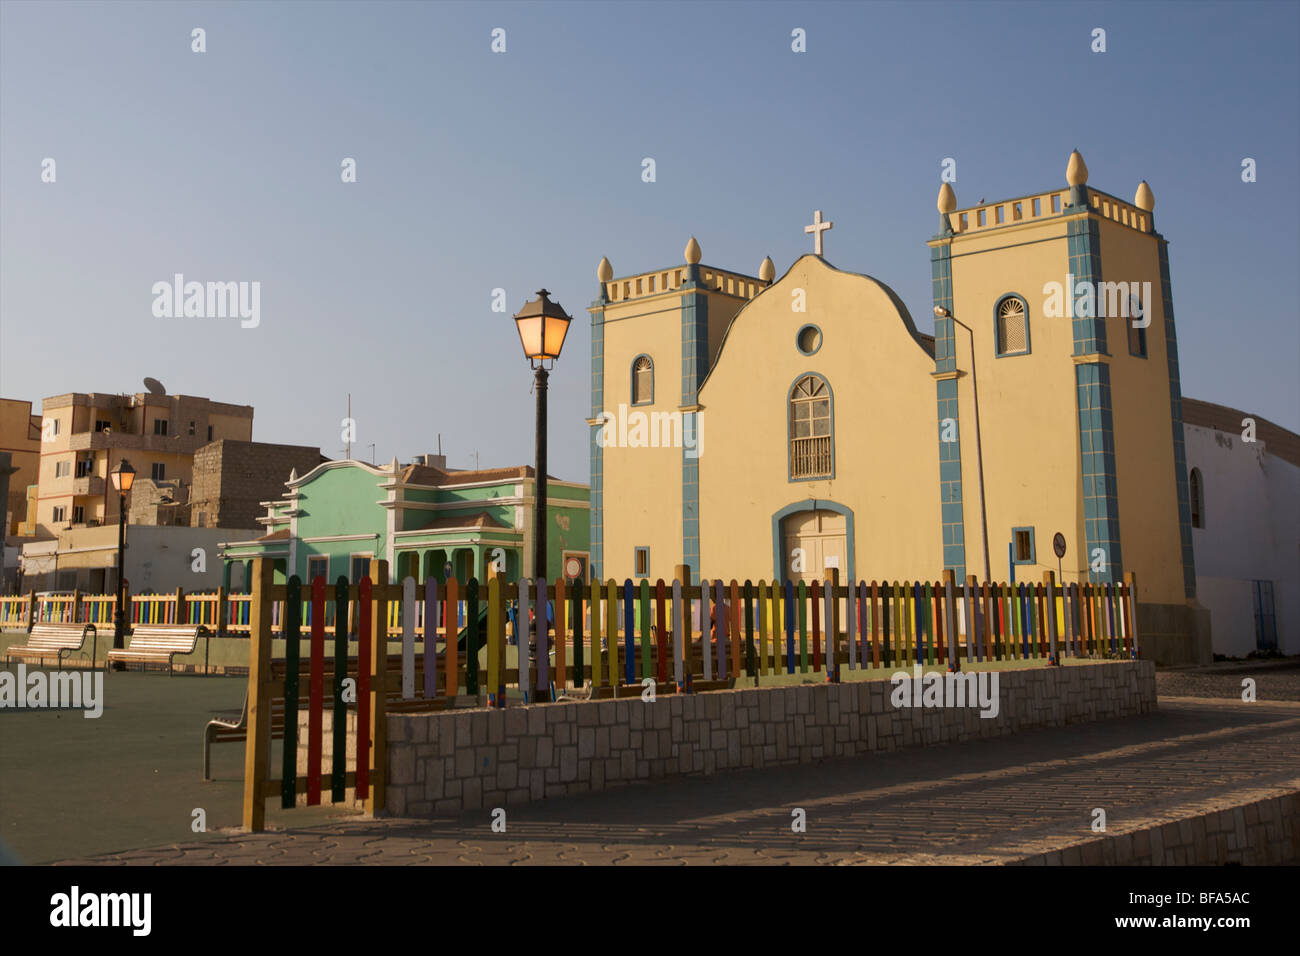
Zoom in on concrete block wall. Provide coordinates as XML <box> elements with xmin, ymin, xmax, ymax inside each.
<box><xmin>376</xmin><ymin>661</ymin><xmax>1156</xmax><ymax>818</ymax></box>
<box><xmin>190</xmin><ymin>440</ymin><xmax>321</xmax><ymax>530</ymax></box>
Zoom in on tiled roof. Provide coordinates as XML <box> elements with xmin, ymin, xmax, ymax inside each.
<box><xmin>419</xmin><ymin>511</ymin><xmax>511</xmax><ymax>531</ymax></box>
<box><xmin>398</xmin><ymin>464</ymin><xmax>560</xmax><ymax>486</ymax></box>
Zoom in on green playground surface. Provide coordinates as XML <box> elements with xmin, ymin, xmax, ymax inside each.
<box><xmin>0</xmin><ymin>670</ymin><xmax>361</xmax><ymax>865</ymax></box>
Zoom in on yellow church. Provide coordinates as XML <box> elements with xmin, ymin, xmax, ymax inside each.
<box><xmin>588</xmin><ymin>150</ymin><xmax>1207</xmax><ymax>659</ymax></box>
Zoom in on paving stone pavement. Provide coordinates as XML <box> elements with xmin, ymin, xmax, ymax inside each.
<box><xmin>53</xmin><ymin>696</ymin><xmax>1300</xmax><ymax>866</ymax></box>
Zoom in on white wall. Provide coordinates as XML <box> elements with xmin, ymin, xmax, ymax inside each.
<box><xmin>1186</xmin><ymin>424</ymin><xmax>1299</xmax><ymax>657</ymax></box>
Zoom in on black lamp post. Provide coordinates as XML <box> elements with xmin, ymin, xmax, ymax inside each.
<box><xmin>512</xmin><ymin>289</ymin><xmax>572</xmax><ymax>583</ymax></box>
<box><xmin>110</xmin><ymin>458</ymin><xmax>135</xmax><ymax>652</ymax></box>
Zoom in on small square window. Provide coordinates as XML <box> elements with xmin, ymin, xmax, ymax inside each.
<box><xmin>1012</xmin><ymin>528</ymin><xmax>1036</xmax><ymax>564</ymax></box>
<box><xmin>188</xmin><ymin>421</ymin><xmax>196</xmax><ymax>435</ymax></box>
<box><xmin>151</xmin><ymin>463</ymin><xmax>166</xmax><ymax>481</ymax></box>
<box><xmin>95</xmin><ymin>419</ymin><xmax>111</xmax><ymax>432</ymax></box>
<box><xmin>72</xmin><ymin>505</ymin><xmax>85</xmax><ymax>524</ymax></box>
<box><xmin>207</xmin><ymin>425</ymin><xmax>214</xmax><ymax>441</ymax></box>
<box><xmin>307</xmin><ymin>555</ymin><xmax>329</xmax><ymax>583</ymax></box>
<box><xmin>153</xmin><ymin>419</ymin><xmax>168</xmax><ymax>436</ymax></box>
<box><xmin>634</xmin><ymin>547</ymin><xmax>649</xmax><ymax>578</ymax></box>
<box><xmin>52</xmin><ymin>506</ymin><xmax>67</xmax><ymax>522</ymax></box>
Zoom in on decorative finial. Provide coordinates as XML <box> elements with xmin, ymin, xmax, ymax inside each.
<box><xmin>804</xmin><ymin>210</ymin><xmax>833</xmax><ymax>256</ymax></box>
<box><xmin>288</xmin><ymin>468</ymin><xmax>297</xmax><ymax>483</ymax></box>
<box><xmin>684</xmin><ymin>236</ymin><xmax>701</xmax><ymax>265</ymax></box>
<box><xmin>1066</xmin><ymin>149</ymin><xmax>1089</xmax><ymax>187</ymax></box>
<box><xmin>597</xmin><ymin>256</ymin><xmax>613</xmax><ymax>282</ymax></box>
<box><xmin>937</xmin><ymin>182</ymin><xmax>957</xmax><ymax>214</ymax></box>
<box><xmin>1134</xmin><ymin>180</ymin><xmax>1154</xmax><ymax>212</ymax></box>
<box><xmin>388</xmin><ymin>456</ymin><xmax>399</xmax><ymax>472</ymax></box>
<box><xmin>759</xmin><ymin>256</ymin><xmax>775</xmax><ymax>283</ymax></box>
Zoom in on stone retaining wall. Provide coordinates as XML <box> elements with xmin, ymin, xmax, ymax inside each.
<box><xmin>378</xmin><ymin>661</ymin><xmax>1155</xmax><ymax>818</ymax></box>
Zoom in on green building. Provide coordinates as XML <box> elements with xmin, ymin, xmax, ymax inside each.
<box><xmin>219</xmin><ymin>456</ymin><xmax>590</xmax><ymax>589</ymax></box>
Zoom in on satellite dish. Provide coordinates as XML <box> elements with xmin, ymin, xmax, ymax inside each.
<box><xmin>143</xmin><ymin>377</ymin><xmax>165</xmax><ymax>395</ymax></box>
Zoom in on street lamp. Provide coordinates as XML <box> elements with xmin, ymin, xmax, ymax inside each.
<box><xmin>512</xmin><ymin>289</ymin><xmax>572</xmax><ymax>583</ymax></box>
<box><xmin>110</xmin><ymin>458</ymin><xmax>136</xmax><ymax>653</ymax></box>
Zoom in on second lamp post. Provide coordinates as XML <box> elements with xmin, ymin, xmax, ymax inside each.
<box><xmin>512</xmin><ymin>289</ymin><xmax>572</xmax><ymax>583</ymax></box>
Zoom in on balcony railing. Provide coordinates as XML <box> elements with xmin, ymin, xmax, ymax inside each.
<box><xmin>790</xmin><ymin>436</ymin><xmax>832</xmax><ymax>479</ymax></box>
<box><xmin>72</xmin><ymin>475</ymin><xmax>105</xmax><ymax>496</ymax></box>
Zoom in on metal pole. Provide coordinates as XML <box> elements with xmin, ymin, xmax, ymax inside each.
<box><xmin>950</xmin><ymin>316</ymin><xmax>992</xmax><ymax>584</ymax></box>
<box><xmin>533</xmin><ymin>364</ymin><xmax>548</xmax><ymax>581</ymax></box>
<box><xmin>113</xmin><ymin>491</ymin><xmax>126</xmax><ymax>652</ymax></box>
<box><xmin>533</xmin><ymin>364</ymin><xmax>549</xmax><ymax>701</ymax></box>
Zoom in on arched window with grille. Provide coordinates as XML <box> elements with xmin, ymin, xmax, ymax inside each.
<box><xmin>1189</xmin><ymin>467</ymin><xmax>1205</xmax><ymax>528</ymax></box>
<box><xmin>789</xmin><ymin>374</ymin><xmax>834</xmax><ymax>480</ymax></box>
<box><xmin>994</xmin><ymin>294</ymin><xmax>1031</xmax><ymax>357</ymax></box>
<box><xmin>631</xmin><ymin>355</ymin><xmax>653</xmax><ymax>405</ymax></box>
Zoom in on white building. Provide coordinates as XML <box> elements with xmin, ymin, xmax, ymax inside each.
<box><xmin>1183</xmin><ymin>398</ymin><xmax>1299</xmax><ymax>658</ymax></box>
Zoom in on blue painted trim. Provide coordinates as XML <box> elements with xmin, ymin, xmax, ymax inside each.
<box><xmin>937</xmin><ymin>378</ymin><xmax>966</xmax><ymax>576</ymax></box>
<box><xmin>1011</xmin><ymin>526</ymin><xmax>1036</xmax><ymax>565</ymax></box>
<box><xmin>1067</xmin><ymin>218</ymin><xmax>1108</xmax><ymax>356</ymax></box>
<box><xmin>590</xmin><ymin>304</ymin><xmax>605</xmax><ymax>580</ymax></box>
<box><xmin>795</xmin><ymin>323</ymin><xmax>823</xmax><ymax>356</ymax></box>
<box><xmin>630</xmin><ymin>352</ymin><xmax>654</xmax><ymax>406</ymax></box>
<box><xmin>786</xmin><ymin>372</ymin><xmax>835</xmax><ymax>483</ymax></box>
<box><xmin>993</xmin><ymin>293</ymin><xmax>1032</xmax><ymax>358</ymax></box>
<box><xmin>1068</xmin><ymin>216</ymin><xmax>1123</xmax><ymax>584</ymax></box>
<box><xmin>931</xmin><ymin>242</ymin><xmax>965</xmax><ymax>577</ymax></box>
<box><xmin>680</xmin><ymin>290</ymin><xmax>708</xmax><ymax>579</ymax></box>
<box><xmin>770</xmin><ymin>498</ymin><xmax>856</xmax><ymax>585</ymax></box>
<box><xmin>633</xmin><ymin>546</ymin><xmax>649</xmax><ymax>577</ymax></box>
<box><xmin>1075</xmin><ymin>361</ymin><xmax>1124</xmax><ymax>583</ymax></box>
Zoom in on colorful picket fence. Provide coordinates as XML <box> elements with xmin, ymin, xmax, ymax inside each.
<box><xmin>0</xmin><ymin>595</ymin><xmax>28</xmax><ymax>627</ymax></box>
<box><xmin>240</xmin><ymin>558</ymin><xmax>1140</xmax><ymax>829</ymax></box>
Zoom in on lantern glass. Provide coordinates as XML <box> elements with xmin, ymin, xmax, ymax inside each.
<box><xmin>515</xmin><ymin>315</ymin><xmax>544</xmax><ymax>361</ymax></box>
<box><xmin>111</xmin><ymin>459</ymin><xmax>136</xmax><ymax>492</ymax></box>
<box><xmin>513</xmin><ymin>290</ymin><xmax>573</xmax><ymax>362</ymax></box>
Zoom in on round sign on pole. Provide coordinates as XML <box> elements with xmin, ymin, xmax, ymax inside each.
<box><xmin>1052</xmin><ymin>533</ymin><xmax>1067</xmax><ymax>559</ymax></box>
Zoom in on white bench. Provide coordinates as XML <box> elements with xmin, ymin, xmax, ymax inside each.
<box><xmin>107</xmin><ymin>625</ymin><xmax>204</xmax><ymax>676</ymax></box>
<box><xmin>3</xmin><ymin>622</ymin><xmax>97</xmax><ymax>668</ymax></box>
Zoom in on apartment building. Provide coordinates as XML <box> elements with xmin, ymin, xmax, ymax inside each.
<box><xmin>34</xmin><ymin>388</ymin><xmax>254</xmax><ymax>537</ymax></box>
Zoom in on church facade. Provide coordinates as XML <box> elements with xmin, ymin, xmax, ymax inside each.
<box><xmin>588</xmin><ymin>151</ymin><xmax>1207</xmax><ymax>660</ymax></box>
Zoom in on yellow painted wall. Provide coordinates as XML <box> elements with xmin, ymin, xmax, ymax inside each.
<box><xmin>1096</xmin><ymin>218</ymin><xmax>1185</xmax><ymax>604</ymax></box>
<box><xmin>598</xmin><ymin>290</ymin><xmax>685</xmax><ymax>582</ymax></box>
<box><xmin>0</xmin><ymin>398</ymin><xmax>41</xmax><ymax>533</ymax></box>
<box><xmin>696</xmin><ymin>255</ymin><xmax>941</xmax><ymax>583</ymax></box>
<box><xmin>945</xmin><ymin>218</ymin><xmax>1085</xmax><ymax>583</ymax></box>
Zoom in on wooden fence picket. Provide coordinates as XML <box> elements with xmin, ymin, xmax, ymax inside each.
<box><xmin>307</xmin><ymin>576</ymin><xmax>325</xmax><ymax>806</ymax></box>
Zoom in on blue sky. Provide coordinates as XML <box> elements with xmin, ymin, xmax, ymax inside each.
<box><xmin>2</xmin><ymin>0</ymin><xmax>1296</xmax><ymax>481</ymax></box>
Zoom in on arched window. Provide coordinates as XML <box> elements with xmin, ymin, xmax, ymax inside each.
<box><xmin>789</xmin><ymin>374</ymin><xmax>833</xmax><ymax>480</ymax></box>
<box><xmin>631</xmin><ymin>355</ymin><xmax>653</xmax><ymax>405</ymax></box>
<box><xmin>995</xmin><ymin>294</ymin><xmax>1030</xmax><ymax>357</ymax></box>
<box><xmin>1189</xmin><ymin>467</ymin><xmax>1204</xmax><ymax>528</ymax></box>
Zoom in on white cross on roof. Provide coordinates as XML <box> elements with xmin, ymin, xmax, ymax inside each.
<box><xmin>804</xmin><ymin>209</ymin><xmax>833</xmax><ymax>256</ymax></box>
